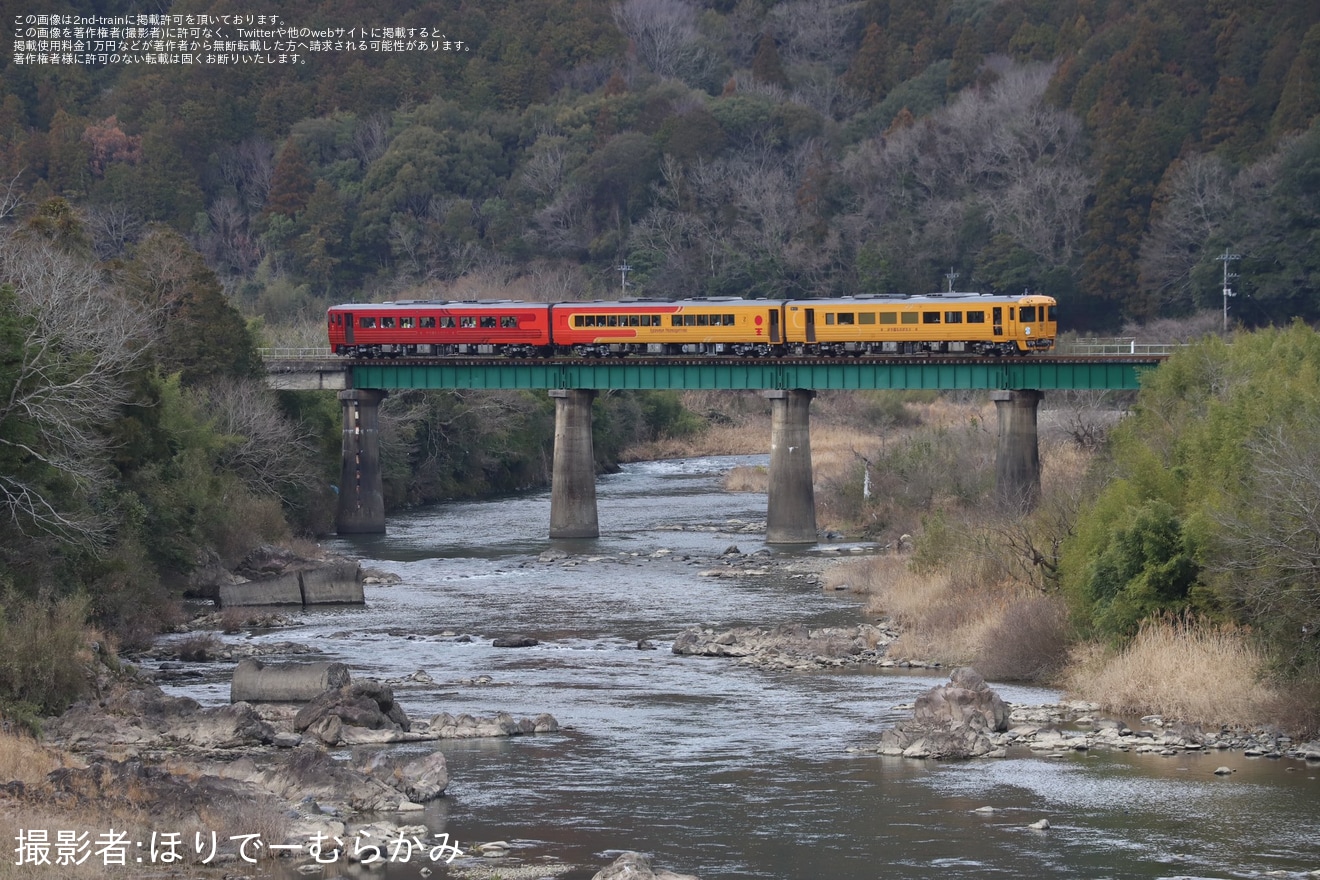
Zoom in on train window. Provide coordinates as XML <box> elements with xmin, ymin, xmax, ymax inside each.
<box><xmin>697</xmin><ymin>315</ymin><xmax>709</xmax><ymax>327</ymax></box>
<box><xmin>401</xmin><ymin>317</ymin><xmax>415</xmax><ymax>329</ymax></box>
<box><xmin>859</xmin><ymin>313</ymin><xmax>876</xmax><ymax>324</ymax></box>
<box><xmin>604</xmin><ymin>315</ymin><xmax>616</xmax><ymax>327</ymax></box>
<box><xmin>723</xmin><ymin>314</ymin><xmax>736</xmax><ymax>326</ymax></box>
<box><xmin>382</xmin><ymin>317</ymin><xmax>396</xmax><ymax>328</ymax></box>
<box><xmin>879</xmin><ymin>312</ymin><xmax>897</xmax><ymax>324</ymax></box>
<box><xmin>440</xmin><ymin>317</ymin><xmax>456</xmax><ymax>328</ymax></box>
<box><xmin>574</xmin><ymin>316</ymin><xmax>584</xmax><ymax>327</ymax></box>
<box><xmin>360</xmin><ymin>317</ymin><xmax>376</xmax><ymax>328</ymax></box>
<box><xmin>460</xmin><ymin>317</ymin><xmax>476</xmax><ymax>328</ymax></box>
<box><xmin>838</xmin><ymin>313</ymin><xmax>855</xmax><ymax>325</ymax></box>
<box><xmin>966</xmin><ymin>311</ymin><xmax>985</xmax><ymax>324</ymax></box>
<box><xmin>1020</xmin><ymin>306</ymin><xmax>1037</xmax><ymax>322</ymax></box>
<box><xmin>901</xmin><ymin>312</ymin><xmax>918</xmax><ymax>325</ymax></box>
<box><xmin>922</xmin><ymin>312</ymin><xmax>941</xmax><ymax>324</ymax></box>
<box><xmin>944</xmin><ymin>311</ymin><xmax>963</xmax><ymax>324</ymax></box>
<box><xmin>825</xmin><ymin>314</ymin><xmax>835</xmax><ymax>325</ymax></box>
<box><xmin>480</xmin><ymin>316</ymin><xmax>497</xmax><ymax>328</ymax></box>
<box><xmin>421</xmin><ymin>317</ymin><xmax>436</xmax><ymax>328</ymax></box>
<box><xmin>684</xmin><ymin>315</ymin><xmax>697</xmax><ymax>326</ymax></box>
<box><xmin>501</xmin><ymin>316</ymin><xmax>518</xmax><ymax>328</ymax></box>
<box><xmin>1009</xmin><ymin>308</ymin><xmax>1015</xmax><ymax>320</ymax></box>
<box><xmin>1048</xmin><ymin>306</ymin><xmax>1057</xmax><ymax>321</ymax></box>
<box><xmin>626</xmin><ymin>315</ymin><xmax>637</xmax><ymax>327</ymax></box>
<box><xmin>672</xmin><ymin>316</ymin><xmax>682</xmax><ymax>326</ymax></box>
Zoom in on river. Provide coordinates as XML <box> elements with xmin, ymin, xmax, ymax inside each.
<box><xmin>165</xmin><ymin>456</ymin><xmax>1320</xmax><ymax>880</ymax></box>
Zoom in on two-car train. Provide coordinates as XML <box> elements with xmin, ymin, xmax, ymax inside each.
<box><xmin>326</xmin><ymin>293</ymin><xmax>1057</xmax><ymax>358</ymax></box>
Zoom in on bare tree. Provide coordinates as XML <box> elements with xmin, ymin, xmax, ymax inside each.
<box><xmin>0</xmin><ymin>170</ymin><xmax>25</xmax><ymax>223</ymax></box>
<box><xmin>1138</xmin><ymin>154</ymin><xmax>1234</xmax><ymax>311</ymax></box>
<box><xmin>83</xmin><ymin>202</ymin><xmax>144</xmax><ymax>261</ymax></box>
<box><xmin>612</xmin><ymin>0</ymin><xmax>717</xmax><ymax>83</ymax></box>
<box><xmin>194</xmin><ymin>378</ymin><xmax>323</xmax><ymax>499</ymax></box>
<box><xmin>217</xmin><ymin>137</ymin><xmax>276</xmax><ymax>214</ymax></box>
<box><xmin>1210</xmin><ymin>418</ymin><xmax>1320</xmax><ymax>669</ymax></box>
<box><xmin>351</xmin><ymin>112</ymin><xmax>393</xmax><ymax>167</ymax></box>
<box><xmin>0</xmin><ymin>232</ymin><xmax>152</xmax><ymax>548</ymax></box>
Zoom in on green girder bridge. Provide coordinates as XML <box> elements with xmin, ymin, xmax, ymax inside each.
<box><xmin>266</xmin><ymin>355</ymin><xmax>1159</xmax><ymax>393</ymax></box>
<box><xmin>263</xmin><ymin>352</ymin><xmax>1166</xmax><ymax>543</ymax></box>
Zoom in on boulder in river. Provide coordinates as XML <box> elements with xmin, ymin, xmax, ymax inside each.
<box><xmin>592</xmin><ymin>851</ymin><xmax>701</xmax><ymax>880</ymax></box>
<box><xmin>293</xmin><ymin>680</ymin><xmax>411</xmax><ymax>745</ymax></box>
<box><xmin>878</xmin><ymin>667</ymin><xmax>1009</xmax><ymax>759</ymax></box>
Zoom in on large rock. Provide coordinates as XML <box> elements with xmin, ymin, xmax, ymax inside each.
<box><xmin>230</xmin><ymin>658</ymin><xmax>352</xmax><ymax>703</ymax></box>
<box><xmin>878</xmin><ymin>668</ymin><xmax>1009</xmax><ymax>760</ymax></box>
<box><xmin>592</xmin><ymin>851</ymin><xmax>700</xmax><ymax>880</ymax></box>
<box><xmin>46</xmin><ymin>682</ymin><xmax>274</xmax><ymax>751</ymax></box>
<box><xmin>293</xmin><ymin>680</ymin><xmax>411</xmax><ymax>744</ymax></box>
<box><xmin>671</xmin><ymin>623</ymin><xmax>896</xmax><ymax>669</ymax></box>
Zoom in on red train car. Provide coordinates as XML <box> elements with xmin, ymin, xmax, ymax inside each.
<box><xmin>327</xmin><ymin>301</ymin><xmax>552</xmax><ymax>357</ymax></box>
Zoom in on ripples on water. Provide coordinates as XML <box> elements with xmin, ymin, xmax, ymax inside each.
<box><xmin>159</xmin><ymin>457</ymin><xmax>1320</xmax><ymax>880</ymax></box>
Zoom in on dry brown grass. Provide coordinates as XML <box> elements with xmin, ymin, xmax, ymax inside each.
<box><xmin>1062</xmin><ymin>619</ymin><xmax>1283</xmax><ymax>727</ymax></box>
<box><xmin>840</xmin><ymin>554</ymin><xmax>1068</xmax><ymax>680</ymax></box>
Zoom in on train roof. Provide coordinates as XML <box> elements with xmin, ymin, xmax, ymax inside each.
<box><xmin>328</xmin><ymin>300</ymin><xmax>551</xmax><ymax>310</ymax></box>
<box><xmin>799</xmin><ymin>293</ymin><xmax>1055</xmax><ymax>306</ymax></box>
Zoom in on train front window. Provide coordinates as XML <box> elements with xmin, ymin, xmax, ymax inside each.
<box><xmin>1048</xmin><ymin>306</ymin><xmax>1058</xmax><ymax>322</ymax></box>
<box><xmin>1020</xmin><ymin>306</ymin><xmax>1037</xmax><ymax>322</ymax></box>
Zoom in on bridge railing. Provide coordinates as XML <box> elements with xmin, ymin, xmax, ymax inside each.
<box><xmin>1056</xmin><ymin>338</ymin><xmax>1183</xmax><ymax>356</ymax></box>
<box><xmin>260</xmin><ymin>347</ymin><xmax>333</xmax><ymax>360</ymax></box>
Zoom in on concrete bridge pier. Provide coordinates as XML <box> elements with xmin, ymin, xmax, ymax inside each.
<box><xmin>549</xmin><ymin>389</ymin><xmax>600</xmax><ymax>539</ymax></box>
<box><xmin>336</xmin><ymin>389</ymin><xmax>388</xmax><ymax>534</ymax></box>
<box><xmin>991</xmin><ymin>389</ymin><xmax>1043</xmax><ymax>512</ymax></box>
<box><xmin>765</xmin><ymin>389</ymin><xmax>817</xmax><ymax>544</ymax></box>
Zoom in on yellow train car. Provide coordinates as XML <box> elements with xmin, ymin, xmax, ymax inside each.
<box><xmin>552</xmin><ymin>298</ymin><xmax>782</xmax><ymax>356</ymax></box>
<box><xmin>783</xmin><ymin>293</ymin><xmax>1056</xmax><ymax>355</ymax></box>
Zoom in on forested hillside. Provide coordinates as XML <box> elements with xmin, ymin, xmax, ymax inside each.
<box><xmin>2</xmin><ymin>0</ymin><xmax>1318</xmax><ymax>331</ymax></box>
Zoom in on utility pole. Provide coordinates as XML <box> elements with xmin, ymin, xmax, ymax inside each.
<box><xmin>944</xmin><ymin>268</ymin><xmax>958</xmax><ymax>293</ymax></box>
<box><xmin>617</xmin><ymin>262</ymin><xmax>632</xmax><ymax>296</ymax></box>
<box><xmin>1218</xmin><ymin>250</ymin><xmax>1240</xmax><ymax>332</ymax></box>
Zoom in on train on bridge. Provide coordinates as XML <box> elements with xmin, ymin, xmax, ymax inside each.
<box><xmin>327</xmin><ymin>293</ymin><xmax>1057</xmax><ymax>359</ymax></box>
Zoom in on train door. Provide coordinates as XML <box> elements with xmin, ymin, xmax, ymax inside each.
<box><xmin>344</xmin><ymin>312</ymin><xmax>355</xmax><ymax>344</ymax></box>
<box><xmin>991</xmin><ymin>307</ymin><xmax>1002</xmax><ymax>339</ymax></box>
<box><xmin>769</xmin><ymin>308</ymin><xmax>781</xmax><ymax>343</ymax></box>
<box><xmin>805</xmin><ymin>308</ymin><xmax>816</xmax><ymax>343</ymax></box>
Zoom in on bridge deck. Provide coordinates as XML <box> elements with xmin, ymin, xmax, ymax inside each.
<box><xmin>266</xmin><ymin>355</ymin><xmax>1162</xmax><ymax>391</ymax></box>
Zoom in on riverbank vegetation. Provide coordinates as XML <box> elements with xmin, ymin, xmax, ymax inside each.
<box><xmin>824</xmin><ymin>327</ymin><xmax>1320</xmax><ymax>735</ymax></box>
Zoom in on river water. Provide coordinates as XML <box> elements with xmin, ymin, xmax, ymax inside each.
<box><xmin>164</xmin><ymin>456</ymin><xmax>1320</xmax><ymax>880</ymax></box>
